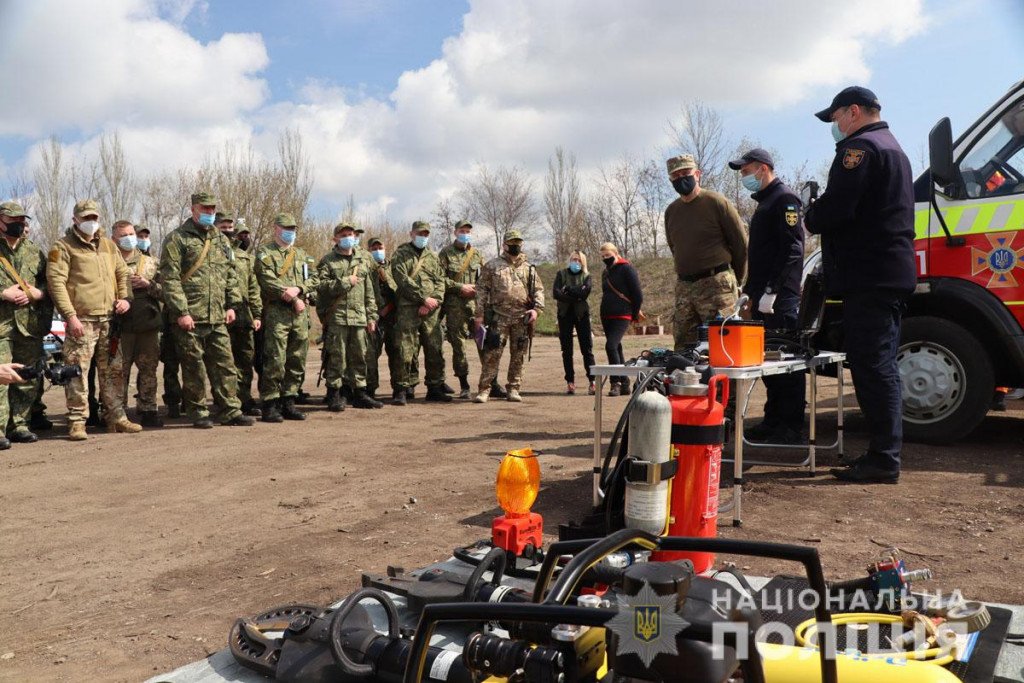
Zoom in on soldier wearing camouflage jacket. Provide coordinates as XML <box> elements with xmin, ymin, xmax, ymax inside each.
<box><xmin>439</xmin><ymin>220</ymin><xmax>484</xmax><ymax>398</ymax></box>
<box><xmin>254</xmin><ymin>213</ymin><xmax>318</xmax><ymax>421</ymax></box>
<box><xmin>160</xmin><ymin>192</ymin><xmax>253</xmax><ymax>429</ymax></box>
<box><xmin>217</xmin><ymin>212</ymin><xmax>262</xmax><ymax>416</ymax></box>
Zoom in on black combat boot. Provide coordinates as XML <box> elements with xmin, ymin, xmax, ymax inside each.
<box><xmin>457</xmin><ymin>375</ymin><xmax>471</xmax><ymax>399</ymax></box>
<box><xmin>441</xmin><ymin>381</ymin><xmax>456</xmax><ymax>395</ymax></box>
<box><xmin>262</xmin><ymin>398</ymin><xmax>284</xmax><ymax>423</ymax></box>
<box><xmin>392</xmin><ymin>388</ymin><xmax>407</xmax><ymax>406</ymax></box>
<box><xmin>140</xmin><ymin>411</ymin><xmax>164</xmax><ymax>428</ymax></box>
<box><xmin>281</xmin><ymin>396</ymin><xmax>306</xmax><ymax>420</ymax></box>
<box><xmin>295</xmin><ymin>389</ymin><xmax>316</xmax><ymax>406</ymax></box>
<box><xmin>425</xmin><ymin>385</ymin><xmax>453</xmax><ymax>403</ymax></box>
<box><xmin>326</xmin><ymin>387</ymin><xmax>346</xmax><ymax>412</ymax></box>
<box><xmin>166</xmin><ymin>403</ymin><xmax>182</xmax><ymax>419</ymax></box>
<box><xmin>86</xmin><ymin>399</ymin><xmax>101</xmax><ymax>427</ymax></box>
<box><xmin>241</xmin><ymin>399</ymin><xmax>262</xmax><ymax>417</ymax></box>
<box><xmin>352</xmin><ymin>388</ymin><xmax>384</xmax><ymax>409</ymax></box>
<box><xmin>30</xmin><ymin>411</ymin><xmax>53</xmax><ymax>431</ymax></box>
<box><xmin>405</xmin><ymin>386</ymin><xmax>415</xmax><ymax>400</ymax></box>
<box><xmin>489</xmin><ymin>380</ymin><xmax>508</xmax><ymax>399</ymax></box>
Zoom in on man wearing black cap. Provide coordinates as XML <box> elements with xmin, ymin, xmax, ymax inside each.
<box><xmin>728</xmin><ymin>149</ymin><xmax>805</xmax><ymax>444</ymax></box>
<box><xmin>805</xmin><ymin>86</ymin><xmax>916</xmax><ymax>484</ymax></box>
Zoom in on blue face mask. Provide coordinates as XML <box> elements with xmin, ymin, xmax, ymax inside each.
<box><xmin>280</xmin><ymin>229</ymin><xmax>296</xmax><ymax>245</ymax></box>
<box><xmin>741</xmin><ymin>172</ymin><xmax>762</xmax><ymax>193</ymax></box>
<box><xmin>371</xmin><ymin>249</ymin><xmax>386</xmax><ymax>263</ymax></box>
<box><xmin>137</xmin><ymin>238</ymin><xmax>151</xmax><ymax>251</ymax></box>
<box><xmin>412</xmin><ymin>235</ymin><xmax>429</xmax><ymax>249</ymax></box>
<box><xmin>337</xmin><ymin>236</ymin><xmax>356</xmax><ymax>250</ymax></box>
<box><xmin>456</xmin><ymin>233</ymin><xmax>472</xmax><ymax>245</ymax></box>
<box><xmin>831</xmin><ymin>121</ymin><xmax>846</xmax><ymax>143</ymax></box>
<box><xmin>568</xmin><ymin>261</ymin><xmax>582</xmax><ymax>274</ymax></box>
<box><xmin>118</xmin><ymin>235</ymin><xmax>138</xmax><ymax>251</ymax></box>
<box><xmin>197</xmin><ymin>212</ymin><xmax>216</xmax><ymax>227</ymax></box>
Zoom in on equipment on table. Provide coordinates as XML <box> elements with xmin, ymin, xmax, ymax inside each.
<box><xmin>828</xmin><ymin>547</ymin><xmax>933</xmax><ymax>612</ymax></box>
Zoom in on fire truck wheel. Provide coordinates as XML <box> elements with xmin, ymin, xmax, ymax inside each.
<box><xmin>898</xmin><ymin>316</ymin><xmax>994</xmax><ymax>443</ymax></box>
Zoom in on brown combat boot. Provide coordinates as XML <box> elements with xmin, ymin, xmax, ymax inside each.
<box><xmin>107</xmin><ymin>416</ymin><xmax>143</xmax><ymax>434</ymax></box>
<box><xmin>68</xmin><ymin>422</ymin><xmax>88</xmax><ymax>441</ymax></box>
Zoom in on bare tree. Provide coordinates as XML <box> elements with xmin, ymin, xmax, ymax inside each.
<box><xmin>667</xmin><ymin>99</ymin><xmax>728</xmax><ymax>192</ymax></box>
<box><xmin>341</xmin><ymin>194</ymin><xmax>357</xmax><ymax>224</ymax></box>
<box><xmin>431</xmin><ymin>196</ymin><xmax>457</xmax><ymax>246</ymax></box>
<box><xmin>544</xmin><ymin>146</ymin><xmax>585</xmax><ymax>263</ymax></box>
<box><xmin>4</xmin><ymin>170</ymin><xmax>32</xmax><ymax>208</ymax></box>
<box><xmin>98</xmin><ymin>132</ymin><xmax>137</xmax><ymax>221</ymax></box>
<box><xmin>138</xmin><ymin>170</ymin><xmax>189</xmax><ymax>252</ymax></box>
<box><xmin>458</xmin><ymin>164</ymin><xmax>539</xmax><ymax>253</ymax></box>
<box><xmin>32</xmin><ymin>137</ymin><xmax>73</xmax><ymax>248</ymax></box>
<box><xmin>636</xmin><ymin>159</ymin><xmax>672</xmax><ymax>257</ymax></box>
<box><xmin>596</xmin><ymin>155</ymin><xmax>644</xmax><ymax>257</ymax></box>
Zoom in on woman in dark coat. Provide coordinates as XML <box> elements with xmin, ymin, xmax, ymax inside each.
<box><xmin>599</xmin><ymin>243</ymin><xmax>643</xmax><ymax>396</ymax></box>
<box><xmin>552</xmin><ymin>250</ymin><xmax>596</xmax><ymax>395</ymax></box>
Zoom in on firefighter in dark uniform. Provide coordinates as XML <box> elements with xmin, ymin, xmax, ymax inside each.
<box><xmin>729</xmin><ymin>148</ymin><xmax>805</xmax><ymax>444</ymax></box>
<box><xmin>805</xmin><ymin>86</ymin><xmax>916</xmax><ymax>484</ymax></box>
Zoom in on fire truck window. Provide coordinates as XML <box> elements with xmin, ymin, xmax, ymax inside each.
<box><xmin>959</xmin><ymin>100</ymin><xmax>1024</xmax><ymax>198</ymax></box>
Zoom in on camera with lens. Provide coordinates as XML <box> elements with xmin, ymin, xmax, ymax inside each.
<box><xmin>17</xmin><ymin>360</ymin><xmax>83</xmax><ymax>386</ymax></box>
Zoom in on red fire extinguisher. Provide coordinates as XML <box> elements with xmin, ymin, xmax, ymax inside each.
<box><xmin>652</xmin><ymin>368</ymin><xmax>728</xmax><ymax>573</ymax></box>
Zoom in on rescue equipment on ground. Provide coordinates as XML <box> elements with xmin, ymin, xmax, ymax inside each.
<box><xmin>491</xmin><ymin>448</ymin><xmax>543</xmax><ymax>558</ymax></box>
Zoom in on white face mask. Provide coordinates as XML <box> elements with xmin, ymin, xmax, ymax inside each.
<box><xmin>78</xmin><ymin>220</ymin><xmax>99</xmax><ymax>236</ymax></box>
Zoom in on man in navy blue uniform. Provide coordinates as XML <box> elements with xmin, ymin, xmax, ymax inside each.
<box><xmin>729</xmin><ymin>148</ymin><xmax>806</xmax><ymax>444</ymax></box>
<box><xmin>805</xmin><ymin>86</ymin><xmax>916</xmax><ymax>484</ymax></box>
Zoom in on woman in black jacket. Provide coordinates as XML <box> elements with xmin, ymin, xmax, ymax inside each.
<box><xmin>552</xmin><ymin>251</ymin><xmax>596</xmax><ymax>395</ymax></box>
<box><xmin>599</xmin><ymin>243</ymin><xmax>643</xmax><ymax>396</ymax></box>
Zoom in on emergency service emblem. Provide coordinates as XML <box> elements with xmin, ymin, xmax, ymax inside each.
<box><xmin>785</xmin><ymin>205</ymin><xmax>799</xmax><ymax>227</ymax></box>
<box><xmin>970</xmin><ymin>231</ymin><xmax>1024</xmax><ymax>288</ymax></box>
<box><xmin>842</xmin><ymin>148</ymin><xmax>865</xmax><ymax>169</ymax></box>
<box><xmin>607</xmin><ymin>580</ymin><xmax>689</xmax><ymax>667</ymax></box>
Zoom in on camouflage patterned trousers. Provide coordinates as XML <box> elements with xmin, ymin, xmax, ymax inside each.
<box><xmin>673</xmin><ymin>270</ymin><xmax>739</xmax><ymax>349</ymax></box>
<box><xmin>323</xmin><ymin>324</ymin><xmax>368</xmax><ymax>389</ymax></box>
<box><xmin>62</xmin><ymin>317</ymin><xmax>127</xmax><ymax>425</ymax></box>
<box><xmin>174</xmin><ymin>323</ymin><xmax>242</xmax><ymax>422</ymax></box>
<box><xmin>120</xmin><ymin>329</ymin><xmax>160</xmax><ymax>412</ymax></box>
<box><xmin>477</xmin><ymin>318</ymin><xmax>530</xmax><ymax>393</ymax></box>
<box><xmin>395</xmin><ymin>306</ymin><xmax>445</xmax><ymax>389</ymax></box>
<box><xmin>229</xmin><ymin>321</ymin><xmax>257</xmax><ymax>404</ymax></box>
<box><xmin>367</xmin><ymin>318</ymin><xmax>409</xmax><ymax>394</ymax></box>
<box><xmin>0</xmin><ymin>329</ymin><xmax>43</xmax><ymax>435</ymax></box>
<box><xmin>443</xmin><ymin>300</ymin><xmax>478</xmax><ymax>379</ymax></box>
<box><xmin>258</xmin><ymin>305</ymin><xmax>309</xmax><ymax>401</ymax></box>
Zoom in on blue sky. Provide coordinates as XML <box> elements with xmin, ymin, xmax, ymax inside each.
<box><xmin>0</xmin><ymin>0</ymin><xmax>1021</xmax><ymax>225</ymax></box>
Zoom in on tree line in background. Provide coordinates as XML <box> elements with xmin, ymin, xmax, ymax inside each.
<box><xmin>2</xmin><ymin>100</ymin><xmax>825</xmax><ymax>263</ymax></box>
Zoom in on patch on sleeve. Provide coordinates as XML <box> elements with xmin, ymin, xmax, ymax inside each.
<box><xmin>842</xmin><ymin>148</ymin><xmax>865</xmax><ymax>169</ymax></box>
<box><xmin>784</xmin><ymin>205</ymin><xmax>800</xmax><ymax>227</ymax></box>
<box><xmin>259</xmin><ymin>251</ymin><xmax>270</xmax><ymax>263</ymax></box>
<box><xmin>48</xmin><ymin>247</ymin><xmax>61</xmax><ymax>263</ymax></box>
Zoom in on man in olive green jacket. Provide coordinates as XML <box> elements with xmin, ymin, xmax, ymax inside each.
<box><xmin>160</xmin><ymin>192</ymin><xmax>255</xmax><ymax>429</ymax></box>
<box><xmin>217</xmin><ymin>211</ymin><xmax>263</xmax><ymax>416</ymax></box>
<box><xmin>254</xmin><ymin>213</ymin><xmax>318</xmax><ymax>422</ymax></box>
<box><xmin>47</xmin><ymin>199</ymin><xmax>142</xmax><ymax>439</ymax></box>
<box><xmin>0</xmin><ymin>202</ymin><xmax>50</xmax><ymax>447</ymax></box>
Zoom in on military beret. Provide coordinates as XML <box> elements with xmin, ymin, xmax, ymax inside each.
<box><xmin>815</xmin><ymin>86</ymin><xmax>881</xmax><ymax>122</ymax></box>
<box><xmin>411</xmin><ymin>220</ymin><xmax>431</xmax><ymax>233</ymax></box>
<box><xmin>0</xmin><ymin>201</ymin><xmax>30</xmax><ymax>219</ymax></box>
<box><xmin>728</xmin><ymin>148</ymin><xmax>775</xmax><ymax>170</ymax></box>
<box><xmin>215</xmin><ymin>210</ymin><xmax>236</xmax><ymax>222</ymax></box>
<box><xmin>73</xmin><ymin>198</ymin><xmax>101</xmax><ymax>217</ymax></box>
<box><xmin>504</xmin><ymin>230</ymin><xmax>524</xmax><ymax>242</ymax></box>
<box><xmin>455</xmin><ymin>219</ymin><xmax>473</xmax><ymax>230</ymax></box>
<box><xmin>274</xmin><ymin>212</ymin><xmax>298</xmax><ymax>228</ymax></box>
<box><xmin>666</xmin><ymin>154</ymin><xmax>697</xmax><ymax>175</ymax></box>
<box><xmin>190</xmin><ymin>191</ymin><xmax>218</xmax><ymax>206</ymax></box>
<box><xmin>333</xmin><ymin>222</ymin><xmax>358</xmax><ymax>235</ymax></box>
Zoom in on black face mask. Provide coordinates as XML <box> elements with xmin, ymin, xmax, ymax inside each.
<box><xmin>507</xmin><ymin>244</ymin><xmax>522</xmax><ymax>256</ymax></box>
<box><xmin>603</xmin><ymin>256</ymin><xmax>616</xmax><ymax>268</ymax></box>
<box><xmin>236</xmin><ymin>235</ymin><xmax>252</xmax><ymax>251</ymax></box>
<box><xmin>221</xmin><ymin>229</ymin><xmax>236</xmax><ymax>239</ymax></box>
<box><xmin>671</xmin><ymin>175</ymin><xmax>697</xmax><ymax>196</ymax></box>
<box><xmin>3</xmin><ymin>221</ymin><xmax>26</xmax><ymax>238</ymax></box>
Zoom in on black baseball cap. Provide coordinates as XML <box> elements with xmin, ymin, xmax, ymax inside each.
<box><xmin>728</xmin><ymin>148</ymin><xmax>774</xmax><ymax>170</ymax></box>
<box><xmin>815</xmin><ymin>86</ymin><xmax>881</xmax><ymax>122</ymax></box>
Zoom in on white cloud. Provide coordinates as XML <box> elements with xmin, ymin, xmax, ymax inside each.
<box><xmin>5</xmin><ymin>0</ymin><xmax>927</xmax><ymax>222</ymax></box>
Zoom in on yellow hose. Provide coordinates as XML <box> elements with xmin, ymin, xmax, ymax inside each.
<box><xmin>795</xmin><ymin>613</ymin><xmax>957</xmax><ymax>667</ymax></box>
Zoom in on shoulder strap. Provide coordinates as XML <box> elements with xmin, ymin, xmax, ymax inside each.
<box><xmin>604</xmin><ymin>269</ymin><xmax>632</xmax><ymax>304</ymax></box>
<box><xmin>135</xmin><ymin>253</ymin><xmax>147</xmax><ymax>276</ymax></box>
<box><xmin>181</xmin><ymin>236</ymin><xmax>213</xmax><ymax>283</ymax></box>
<box><xmin>455</xmin><ymin>246</ymin><xmax>477</xmax><ymax>280</ymax></box>
<box><xmin>409</xmin><ymin>250</ymin><xmax>427</xmax><ymax>279</ymax></box>
<box><xmin>277</xmin><ymin>248</ymin><xmax>296</xmax><ymax>278</ymax></box>
<box><xmin>0</xmin><ymin>255</ymin><xmax>30</xmax><ymax>295</ymax></box>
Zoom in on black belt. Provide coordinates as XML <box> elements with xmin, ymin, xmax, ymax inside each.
<box><xmin>679</xmin><ymin>263</ymin><xmax>729</xmax><ymax>283</ymax></box>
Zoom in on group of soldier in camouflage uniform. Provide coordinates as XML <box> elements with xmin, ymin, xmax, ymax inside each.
<box><xmin>0</xmin><ymin>191</ymin><xmax>544</xmax><ymax>444</ymax></box>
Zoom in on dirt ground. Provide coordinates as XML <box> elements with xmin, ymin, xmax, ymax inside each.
<box><xmin>0</xmin><ymin>334</ymin><xmax>1021</xmax><ymax>681</ymax></box>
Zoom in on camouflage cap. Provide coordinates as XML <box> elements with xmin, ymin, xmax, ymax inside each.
<box><xmin>333</xmin><ymin>221</ymin><xmax>358</xmax><ymax>235</ymax></box>
<box><xmin>411</xmin><ymin>220</ymin><xmax>431</xmax><ymax>233</ymax></box>
<box><xmin>215</xmin><ymin>210</ymin><xmax>236</xmax><ymax>223</ymax></box>
<box><xmin>504</xmin><ymin>230</ymin><xmax>524</xmax><ymax>242</ymax></box>
<box><xmin>455</xmin><ymin>219</ymin><xmax>473</xmax><ymax>230</ymax></box>
<box><xmin>135</xmin><ymin>225</ymin><xmax>151</xmax><ymax>236</ymax></box>
<box><xmin>274</xmin><ymin>212</ymin><xmax>298</xmax><ymax>228</ymax></box>
<box><xmin>666</xmin><ymin>154</ymin><xmax>697</xmax><ymax>175</ymax></box>
<box><xmin>0</xmin><ymin>201</ymin><xmax>30</xmax><ymax>219</ymax></box>
<box><xmin>190</xmin><ymin>191</ymin><xmax>218</xmax><ymax>206</ymax></box>
<box><xmin>74</xmin><ymin>198</ymin><xmax>101</xmax><ymax>217</ymax></box>
<box><xmin>367</xmin><ymin>236</ymin><xmax>384</xmax><ymax>247</ymax></box>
